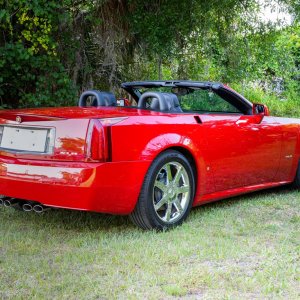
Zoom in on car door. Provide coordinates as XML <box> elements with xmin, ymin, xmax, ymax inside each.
<box><xmin>271</xmin><ymin>117</ymin><xmax>299</xmax><ymax>182</ymax></box>
<box><xmin>179</xmin><ymin>87</ymin><xmax>282</xmax><ymax>192</ymax></box>
<box><xmin>200</xmin><ymin>114</ymin><xmax>282</xmax><ymax>191</ymax></box>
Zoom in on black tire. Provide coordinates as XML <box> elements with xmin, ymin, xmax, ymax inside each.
<box><xmin>130</xmin><ymin>150</ymin><xmax>195</xmax><ymax>230</ymax></box>
<box><xmin>292</xmin><ymin>161</ymin><xmax>300</xmax><ymax>188</ymax></box>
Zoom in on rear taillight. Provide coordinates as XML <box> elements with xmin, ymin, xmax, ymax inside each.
<box><xmin>85</xmin><ymin>119</ymin><xmax>107</xmax><ymax>162</ymax></box>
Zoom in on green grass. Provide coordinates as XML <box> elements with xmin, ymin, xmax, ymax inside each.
<box><xmin>0</xmin><ymin>187</ymin><xmax>299</xmax><ymax>299</ymax></box>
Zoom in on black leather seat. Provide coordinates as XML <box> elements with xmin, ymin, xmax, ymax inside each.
<box><xmin>138</xmin><ymin>92</ymin><xmax>182</xmax><ymax>112</ymax></box>
<box><xmin>78</xmin><ymin>90</ymin><xmax>117</xmax><ymax>107</ymax></box>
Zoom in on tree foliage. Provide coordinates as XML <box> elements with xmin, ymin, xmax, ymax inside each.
<box><xmin>0</xmin><ymin>0</ymin><xmax>76</xmax><ymax>107</ymax></box>
<box><xmin>0</xmin><ymin>0</ymin><xmax>298</xmax><ymax>108</ymax></box>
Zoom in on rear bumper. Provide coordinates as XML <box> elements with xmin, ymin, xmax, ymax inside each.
<box><xmin>0</xmin><ymin>157</ymin><xmax>151</xmax><ymax>214</ymax></box>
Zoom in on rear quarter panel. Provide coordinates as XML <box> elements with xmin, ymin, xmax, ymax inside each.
<box><xmin>110</xmin><ymin>114</ymin><xmax>215</xmax><ymax>199</ymax></box>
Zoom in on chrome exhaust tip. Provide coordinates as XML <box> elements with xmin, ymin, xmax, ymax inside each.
<box><xmin>3</xmin><ymin>200</ymin><xmax>10</xmax><ymax>207</ymax></box>
<box><xmin>22</xmin><ymin>203</ymin><xmax>34</xmax><ymax>212</ymax></box>
<box><xmin>33</xmin><ymin>204</ymin><xmax>50</xmax><ymax>214</ymax></box>
<box><xmin>4</xmin><ymin>198</ymin><xmax>18</xmax><ymax>207</ymax></box>
<box><xmin>0</xmin><ymin>199</ymin><xmax>3</xmax><ymax>206</ymax></box>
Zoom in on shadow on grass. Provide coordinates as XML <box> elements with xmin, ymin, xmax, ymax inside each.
<box><xmin>1</xmin><ymin>185</ymin><xmax>295</xmax><ymax>233</ymax></box>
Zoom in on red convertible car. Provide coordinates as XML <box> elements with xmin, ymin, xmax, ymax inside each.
<box><xmin>0</xmin><ymin>81</ymin><xmax>299</xmax><ymax>229</ymax></box>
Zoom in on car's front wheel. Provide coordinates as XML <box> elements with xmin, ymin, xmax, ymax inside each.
<box><xmin>130</xmin><ymin>150</ymin><xmax>195</xmax><ymax>230</ymax></box>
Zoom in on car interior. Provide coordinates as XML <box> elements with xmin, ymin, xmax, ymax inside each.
<box><xmin>78</xmin><ymin>81</ymin><xmax>253</xmax><ymax>115</ymax></box>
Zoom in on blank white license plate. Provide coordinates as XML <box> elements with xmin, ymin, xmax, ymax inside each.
<box><xmin>1</xmin><ymin>126</ymin><xmax>48</xmax><ymax>153</ymax></box>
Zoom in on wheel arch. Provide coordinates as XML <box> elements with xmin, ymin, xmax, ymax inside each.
<box><xmin>138</xmin><ymin>133</ymin><xmax>209</xmax><ymax>203</ymax></box>
<box><xmin>144</xmin><ymin>143</ymin><xmax>205</xmax><ymax>202</ymax></box>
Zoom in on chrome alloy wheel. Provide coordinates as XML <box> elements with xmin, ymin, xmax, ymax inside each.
<box><xmin>153</xmin><ymin>161</ymin><xmax>191</xmax><ymax>223</ymax></box>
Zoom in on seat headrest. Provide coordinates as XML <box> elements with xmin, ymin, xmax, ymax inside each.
<box><xmin>150</xmin><ymin>98</ymin><xmax>160</xmax><ymax>111</ymax></box>
<box><xmin>138</xmin><ymin>92</ymin><xmax>182</xmax><ymax>112</ymax></box>
<box><xmin>78</xmin><ymin>90</ymin><xmax>117</xmax><ymax>107</ymax></box>
<box><xmin>161</xmin><ymin>93</ymin><xmax>182</xmax><ymax>112</ymax></box>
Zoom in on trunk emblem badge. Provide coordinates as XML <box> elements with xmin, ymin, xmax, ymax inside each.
<box><xmin>16</xmin><ymin>116</ymin><xmax>22</xmax><ymax>123</ymax></box>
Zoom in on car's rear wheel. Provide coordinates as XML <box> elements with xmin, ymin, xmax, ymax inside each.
<box><xmin>130</xmin><ymin>150</ymin><xmax>195</xmax><ymax>230</ymax></box>
<box><xmin>292</xmin><ymin>161</ymin><xmax>300</xmax><ymax>188</ymax></box>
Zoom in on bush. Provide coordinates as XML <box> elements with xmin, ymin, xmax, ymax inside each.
<box><xmin>232</xmin><ymin>84</ymin><xmax>300</xmax><ymax>118</ymax></box>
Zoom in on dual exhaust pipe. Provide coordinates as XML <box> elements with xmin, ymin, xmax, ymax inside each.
<box><xmin>23</xmin><ymin>202</ymin><xmax>50</xmax><ymax>213</ymax></box>
<box><xmin>0</xmin><ymin>197</ymin><xmax>19</xmax><ymax>208</ymax></box>
<box><xmin>0</xmin><ymin>196</ymin><xmax>50</xmax><ymax>213</ymax></box>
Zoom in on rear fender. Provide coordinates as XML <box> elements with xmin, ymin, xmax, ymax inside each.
<box><xmin>139</xmin><ymin>133</ymin><xmax>208</xmax><ymax>200</ymax></box>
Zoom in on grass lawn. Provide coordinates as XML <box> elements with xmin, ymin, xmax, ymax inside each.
<box><xmin>0</xmin><ymin>187</ymin><xmax>299</xmax><ymax>299</ymax></box>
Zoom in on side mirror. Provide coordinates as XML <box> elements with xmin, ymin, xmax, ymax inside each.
<box><xmin>253</xmin><ymin>103</ymin><xmax>270</xmax><ymax>116</ymax></box>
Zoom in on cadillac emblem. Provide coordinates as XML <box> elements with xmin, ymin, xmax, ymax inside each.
<box><xmin>16</xmin><ymin>116</ymin><xmax>22</xmax><ymax>123</ymax></box>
